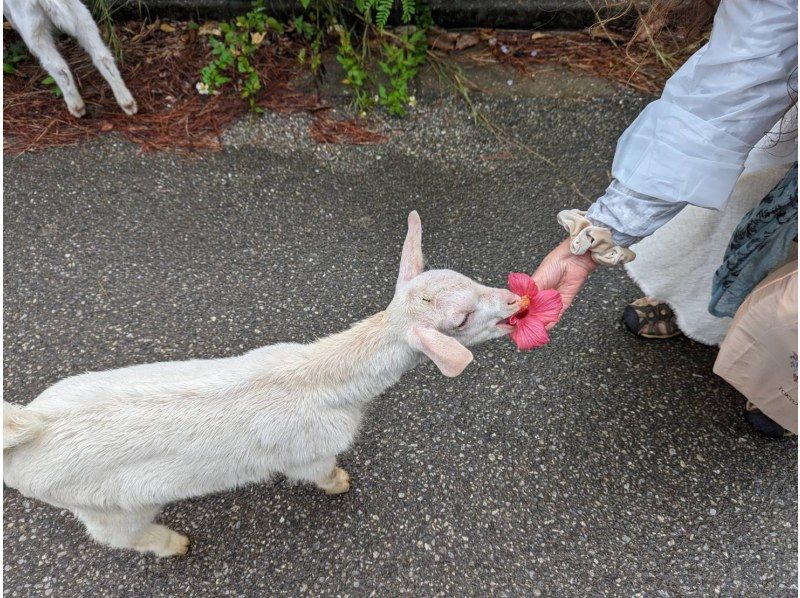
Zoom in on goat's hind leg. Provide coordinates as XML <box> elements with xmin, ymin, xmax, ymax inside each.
<box><xmin>12</xmin><ymin>6</ymin><xmax>85</xmax><ymax>117</ymax></box>
<box><xmin>75</xmin><ymin>507</ymin><xmax>189</xmax><ymax>557</ymax></box>
<box><xmin>285</xmin><ymin>457</ymin><xmax>351</xmax><ymax>495</ymax></box>
<box><xmin>42</xmin><ymin>0</ymin><xmax>137</xmax><ymax>115</ymax></box>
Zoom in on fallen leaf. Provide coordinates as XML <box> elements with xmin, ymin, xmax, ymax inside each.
<box><xmin>159</xmin><ymin>22</ymin><xmax>176</xmax><ymax>33</ymax></box>
<box><xmin>198</xmin><ymin>22</ymin><xmax>221</xmax><ymax>36</ymax></box>
<box><xmin>265</xmin><ymin>17</ymin><xmax>284</xmax><ymax>34</ymax></box>
<box><xmin>530</xmin><ymin>32</ymin><xmax>549</xmax><ymax>40</ymax></box>
<box><xmin>590</xmin><ymin>28</ymin><xmax>627</xmax><ymax>42</ymax></box>
<box><xmin>181</xmin><ymin>29</ymin><xmax>198</xmax><ymax>44</ymax></box>
<box><xmin>100</xmin><ymin>121</ymin><xmax>114</xmax><ymax>132</ymax></box>
<box><xmin>427</xmin><ymin>27</ymin><xmax>460</xmax><ymax>52</ymax></box>
<box><xmin>455</xmin><ymin>33</ymin><xmax>480</xmax><ymax>51</ymax></box>
<box><xmin>130</xmin><ymin>21</ymin><xmax>160</xmax><ymax>44</ymax></box>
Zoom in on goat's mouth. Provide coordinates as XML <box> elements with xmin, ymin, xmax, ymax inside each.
<box><xmin>495</xmin><ymin>317</ymin><xmax>516</xmax><ymax>332</ymax></box>
<box><xmin>496</xmin><ymin>299</ymin><xmax>529</xmax><ymax>331</ymax></box>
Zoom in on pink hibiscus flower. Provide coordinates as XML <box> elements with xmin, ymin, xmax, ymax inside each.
<box><xmin>507</xmin><ymin>272</ymin><xmax>562</xmax><ymax>350</ymax></box>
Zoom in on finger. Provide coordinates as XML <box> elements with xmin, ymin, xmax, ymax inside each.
<box><xmin>530</xmin><ymin>268</ymin><xmax>546</xmax><ymax>288</ymax></box>
<box><xmin>531</xmin><ymin>262</ymin><xmax>560</xmax><ymax>290</ymax></box>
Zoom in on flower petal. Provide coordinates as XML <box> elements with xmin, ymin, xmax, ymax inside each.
<box><xmin>510</xmin><ymin>316</ymin><xmax>549</xmax><ymax>350</ymax></box>
<box><xmin>523</xmin><ymin>277</ymin><xmax>539</xmax><ymax>298</ymax></box>
<box><xmin>528</xmin><ymin>289</ymin><xmax>562</xmax><ymax>324</ymax></box>
<box><xmin>507</xmin><ymin>272</ymin><xmax>532</xmax><ymax>296</ymax></box>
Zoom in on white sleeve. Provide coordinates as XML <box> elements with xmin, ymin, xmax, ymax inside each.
<box><xmin>586</xmin><ymin>180</ymin><xmax>687</xmax><ymax>246</ymax></box>
<box><xmin>610</xmin><ymin>0</ymin><xmax>797</xmax><ymax>210</ymax></box>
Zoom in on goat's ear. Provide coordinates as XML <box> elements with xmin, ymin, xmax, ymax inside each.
<box><xmin>411</xmin><ymin>326</ymin><xmax>473</xmax><ymax>377</ymax></box>
<box><xmin>396</xmin><ymin>210</ymin><xmax>424</xmax><ymax>291</ymax></box>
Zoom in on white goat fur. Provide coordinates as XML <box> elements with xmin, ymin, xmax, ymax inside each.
<box><xmin>3</xmin><ymin>212</ymin><xmax>522</xmax><ymax>557</ymax></box>
<box><xmin>4</xmin><ymin>0</ymin><xmax>137</xmax><ymax>117</ymax></box>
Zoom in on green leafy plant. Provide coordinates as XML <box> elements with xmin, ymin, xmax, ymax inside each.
<box><xmin>40</xmin><ymin>75</ymin><xmax>63</xmax><ymax>98</ymax></box>
<box><xmin>377</xmin><ymin>26</ymin><xmax>427</xmax><ymax>116</ymax></box>
<box><xmin>293</xmin><ymin>12</ymin><xmax>324</xmax><ymax>73</ymax></box>
<box><xmin>334</xmin><ymin>24</ymin><xmax>373</xmax><ymax>111</ymax></box>
<box><xmin>355</xmin><ymin>0</ymin><xmax>417</xmax><ymax>29</ymax></box>
<box><xmin>306</xmin><ymin>0</ymin><xmax>431</xmax><ymax>116</ymax></box>
<box><xmin>3</xmin><ymin>42</ymin><xmax>63</xmax><ymax>97</ymax></box>
<box><xmin>3</xmin><ymin>41</ymin><xmax>28</xmax><ymax>75</ymax></box>
<box><xmin>295</xmin><ymin>0</ymin><xmax>322</xmax><ymax>72</ymax></box>
<box><xmin>199</xmin><ymin>0</ymin><xmax>284</xmax><ymax>111</ymax></box>
<box><xmin>199</xmin><ymin>0</ymin><xmax>432</xmax><ymax>116</ymax></box>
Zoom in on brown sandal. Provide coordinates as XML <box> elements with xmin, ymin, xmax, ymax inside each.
<box><xmin>622</xmin><ymin>297</ymin><xmax>682</xmax><ymax>339</ymax></box>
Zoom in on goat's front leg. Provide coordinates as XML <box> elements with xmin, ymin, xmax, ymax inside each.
<box><xmin>284</xmin><ymin>457</ymin><xmax>351</xmax><ymax>495</ymax></box>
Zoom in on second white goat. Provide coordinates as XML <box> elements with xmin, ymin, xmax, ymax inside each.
<box><xmin>4</xmin><ymin>0</ymin><xmax>137</xmax><ymax>117</ymax></box>
<box><xmin>3</xmin><ymin>211</ymin><xmax>523</xmax><ymax>557</ymax></box>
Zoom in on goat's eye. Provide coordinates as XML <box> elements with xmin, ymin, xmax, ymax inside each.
<box><xmin>457</xmin><ymin>312</ymin><xmax>473</xmax><ymax>329</ymax></box>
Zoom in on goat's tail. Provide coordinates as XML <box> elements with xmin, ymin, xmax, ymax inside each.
<box><xmin>4</xmin><ymin>402</ymin><xmax>43</xmax><ymax>449</ymax></box>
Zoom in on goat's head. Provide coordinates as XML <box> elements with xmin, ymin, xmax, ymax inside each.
<box><xmin>388</xmin><ymin>211</ymin><xmax>524</xmax><ymax>377</ymax></box>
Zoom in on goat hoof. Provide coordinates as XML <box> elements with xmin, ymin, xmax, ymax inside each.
<box><xmin>121</xmin><ymin>99</ymin><xmax>138</xmax><ymax>116</ymax></box>
<box><xmin>152</xmin><ymin>529</ymin><xmax>190</xmax><ymax>557</ymax></box>
<box><xmin>169</xmin><ymin>532</ymin><xmax>190</xmax><ymax>556</ymax></box>
<box><xmin>324</xmin><ymin>467</ymin><xmax>351</xmax><ymax>495</ymax></box>
<box><xmin>68</xmin><ymin>103</ymin><xmax>86</xmax><ymax>118</ymax></box>
<box><xmin>134</xmin><ymin>525</ymin><xmax>190</xmax><ymax>557</ymax></box>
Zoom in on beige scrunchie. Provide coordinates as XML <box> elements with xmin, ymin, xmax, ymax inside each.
<box><xmin>556</xmin><ymin>209</ymin><xmax>636</xmax><ymax>266</ymax></box>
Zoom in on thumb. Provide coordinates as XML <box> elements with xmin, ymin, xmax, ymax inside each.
<box><xmin>531</xmin><ymin>259</ymin><xmax>562</xmax><ymax>291</ymax></box>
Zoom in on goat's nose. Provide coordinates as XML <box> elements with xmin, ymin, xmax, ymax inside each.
<box><xmin>503</xmin><ymin>291</ymin><xmax>521</xmax><ymax>306</ymax></box>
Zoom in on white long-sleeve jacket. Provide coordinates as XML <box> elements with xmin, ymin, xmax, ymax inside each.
<box><xmin>586</xmin><ymin>0</ymin><xmax>798</xmax><ymax>246</ymax></box>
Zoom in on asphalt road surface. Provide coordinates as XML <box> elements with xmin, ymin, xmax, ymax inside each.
<box><xmin>3</xmin><ymin>64</ymin><xmax>797</xmax><ymax>596</ymax></box>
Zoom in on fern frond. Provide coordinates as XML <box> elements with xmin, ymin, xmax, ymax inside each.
<box><xmin>374</xmin><ymin>0</ymin><xmax>392</xmax><ymax>28</ymax></box>
<box><xmin>401</xmin><ymin>0</ymin><xmax>416</xmax><ymax>23</ymax></box>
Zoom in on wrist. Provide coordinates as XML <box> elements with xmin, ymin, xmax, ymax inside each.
<box><xmin>584</xmin><ymin>213</ymin><xmax>640</xmax><ymax>247</ymax></box>
<box><xmin>556</xmin><ymin>209</ymin><xmax>636</xmax><ymax>266</ymax></box>
<box><xmin>558</xmin><ymin>238</ymin><xmax>598</xmax><ymax>272</ymax></box>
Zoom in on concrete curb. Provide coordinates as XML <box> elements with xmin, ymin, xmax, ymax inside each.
<box><xmin>124</xmin><ymin>1</ymin><xmax>604</xmax><ymax>29</ymax></box>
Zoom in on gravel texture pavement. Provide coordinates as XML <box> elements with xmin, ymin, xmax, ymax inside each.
<box><xmin>3</xmin><ymin>64</ymin><xmax>797</xmax><ymax>596</ymax></box>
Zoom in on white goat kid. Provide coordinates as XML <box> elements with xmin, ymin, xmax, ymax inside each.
<box><xmin>4</xmin><ymin>0</ymin><xmax>137</xmax><ymax>117</ymax></box>
<box><xmin>3</xmin><ymin>211</ymin><xmax>523</xmax><ymax>557</ymax></box>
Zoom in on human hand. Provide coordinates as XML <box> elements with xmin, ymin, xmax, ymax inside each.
<box><xmin>531</xmin><ymin>238</ymin><xmax>598</xmax><ymax>329</ymax></box>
